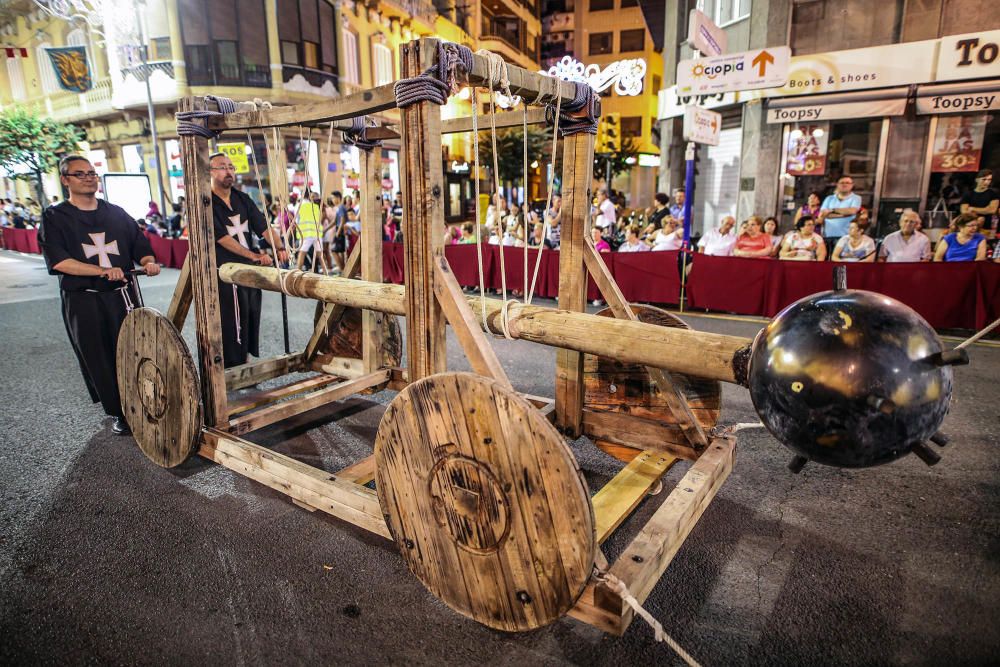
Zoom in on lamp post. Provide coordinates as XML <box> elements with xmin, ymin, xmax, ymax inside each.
<box><xmin>133</xmin><ymin>2</ymin><xmax>168</xmax><ymax>220</ymax></box>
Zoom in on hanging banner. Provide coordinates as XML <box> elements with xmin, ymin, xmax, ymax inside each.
<box><xmin>785</xmin><ymin>122</ymin><xmax>829</xmax><ymax>176</ymax></box>
<box><xmin>46</xmin><ymin>46</ymin><xmax>92</xmax><ymax>92</ymax></box>
<box><xmin>216</xmin><ymin>142</ymin><xmax>250</xmax><ymax>174</ymax></box>
<box><xmin>931</xmin><ymin>114</ymin><xmax>987</xmax><ymax>172</ymax></box>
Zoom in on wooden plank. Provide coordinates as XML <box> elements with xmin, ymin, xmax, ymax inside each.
<box><xmin>400</xmin><ymin>41</ymin><xmax>447</xmax><ymax>381</ymax></box>
<box><xmin>555</xmin><ymin>132</ymin><xmax>595</xmax><ymax>437</ymax></box>
<box><xmin>583</xmin><ymin>242</ymin><xmax>710</xmax><ymax>451</ymax></box>
<box><xmin>228</xmin><ymin>370</ymin><xmax>389</xmax><ymax>435</ymax></box>
<box><xmin>582</xmin><ymin>409</ymin><xmax>699</xmax><ymax>461</ymax></box>
<box><xmin>227</xmin><ymin>374</ymin><xmax>339</xmax><ymax>416</ymax></box>
<box><xmin>592</xmin><ymin>451</ymin><xmax>678</xmax><ymax>544</ymax></box>
<box><xmin>225</xmin><ymin>352</ymin><xmax>304</xmax><ymax>391</ymax></box>
<box><xmin>204</xmin><ymin>84</ymin><xmax>399</xmax><ymax>131</ymax></box>
<box><xmin>359</xmin><ymin>149</ymin><xmax>383</xmax><ymax>374</ymax></box>
<box><xmin>200</xmin><ymin>429</ymin><xmax>390</xmax><ymax>539</ymax></box>
<box><xmin>335</xmin><ymin>454</ymin><xmax>375</xmax><ymax>485</ymax></box>
<box><xmin>432</xmin><ymin>259</ymin><xmax>512</xmax><ymax>389</ymax></box>
<box><xmin>179</xmin><ymin>96</ymin><xmax>228</xmax><ymax>427</ymax></box>
<box><xmin>304</xmin><ymin>242</ymin><xmax>361</xmax><ymax>362</ymax></box>
<box><xmin>440</xmin><ymin>107</ymin><xmax>547</xmax><ymax>135</ymax></box>
<box><xmin>307</xmin><ymin>354</ymin><xmax>366</xmax><ymax>379</ymax></box>
<box><xmin>165</xmin><ymin>255</ymin><xmax>191</xmax><ymax>331</ymax></box>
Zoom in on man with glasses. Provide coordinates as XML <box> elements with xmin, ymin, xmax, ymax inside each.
<box><xmin>819</xmin><ymin>176</ymin><xmax>862</xmax><ymax>240</ymax></box>
<box><xmin>209</xmin><ymin>151</ymin><xmax>288</xmax><ymax>368</ymax></box>
<box><xmin>879</xmin><ymin>209</ymin><xmax>931</xmax><ymax>262</ymax></box>
<box><xmin>38</xmin><ymin>154</ymin><xmax>160</xmax><ymax>436</ymax></box>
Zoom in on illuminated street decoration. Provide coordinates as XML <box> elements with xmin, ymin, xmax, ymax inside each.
<box><xmin>544</xmin><ymin>56</ymin><xmax>647</xmax><ymax>97</ymax></box>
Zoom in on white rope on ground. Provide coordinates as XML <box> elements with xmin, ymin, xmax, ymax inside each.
<box><xmin>526</xmin><ymin>91</ymin><xmax>561</xmax><ymax>305</ymax></box>
<box><xmin>596</xmin><ymin>571</ymin><xmax>703</xmax><ymax>667</ymax></box>
<box><xmin>955</xmin><ymin>316</ymin><xmax>1000</xmax><ymax>350</ymax></box>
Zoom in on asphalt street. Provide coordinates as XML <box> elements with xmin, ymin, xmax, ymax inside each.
<box><xmin>0</xmin><ymin>247</ymin><xmax>997</xmax><ymax>665</ymax></box>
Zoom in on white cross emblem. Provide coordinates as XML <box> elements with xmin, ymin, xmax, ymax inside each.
<box><xmin>82</xmin><ymin>232</ymin><xmax>119</xmax><ymax>268</ymax></box>
<box><xmin>226</xmin><ymin>214</ymin><xmax>249</xmax><ymax>248</ymax></box>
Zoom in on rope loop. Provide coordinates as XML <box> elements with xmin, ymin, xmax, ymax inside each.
<box><xmin>499</xmin><ymin>298</ymin><xmax>519</xmax><ymax>340</ymax></box>
<box><xmin>394</xmin><ymin>42</ymin><xmax>474</xmax><ymax>107</ymax></box>
<box><xmin>545</xmin><ymin>82</ymin><xmax>598</xmax><ymax>137</ymax></box>
<box><xmin>342</xmin><ymin>116</ymin><xmax>382</xmax><ymax>151</ymax></box>
<box><xmin>176</xmin><ymin>95</ymin><xmax>237</xmax><ymax>138</ymax></box>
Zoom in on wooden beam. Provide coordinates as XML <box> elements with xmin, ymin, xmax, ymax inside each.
<box><xmin>440</xmin><ymin>107</ymin><xmax>547</xmax><ymax>135</ymax></box>
<box><xmin>227</xmin><ymin>374</ymin><xmax>339</xmax><ymax>417</ymax></box>
<box><xmin>555</xmin><ymin>132</ymin><xmax>595</xmax><ymax>437</ymax></box>
<box><xmin>432</xmin><ymin>259</ymin><xmax>512</xmax><ymax>389</ymax></box>
<box><xmin>179</xmin><ymin>96</ymin><xmax>228</xmax><ymax>427</ymax></box>
<box><xmin>400</xmin><ymin>41</ymin><xmax>447</xmax><ymax>381</ymax></box>
<box><xmin>304</xmin><ymin>242</ymin><xmax>362</xmax><ymax>362</ymax></box>
<box><xmin>165</xmin><ymin>256</ymin><xmax>191</xmax><ymax>331</ymax></box>
<box><xmin>335</xmin><ymin>455</ymin><xmax>375</xmax><ymax>485</ymax></box>
<box><xmin>592</xmin><ymin>451</ymin><xmax>678</xmax><ymax>544</ymax></box>
<box><xmin>583</xmin><ymin>242</ymin><xmax>710</xmax><ymax>452</ymax></box>
<box><xmin>228</xmin><ymin>370</ymin><xmax>389</xmax><ymax>435</ymax></box>
<box><xmin>359</xmin><ymin>149</ymin><xmax>383</xmax><ymax>375</ymax></box>
<box><xmin>225</xmin><ymin>352</ymin><xmax>305</xmax><ymax>391</ymax></box>
<box><xmin>200</xmin><ymin>429</ymin><xmax>390</xmax><ymax>539</ymax></box>
<box><xmin>203</xmin><ymin>84</ymin><xmax>399</xmax><ymax>131</ymax></box>
<box><xmin>582</xmin><ymin>409</ymin><xmax>698</xmax><ymax>462</ymax></box>
<box><xmin>307</xmin><ymin>354</ymin><xmax>366</xmax><ymax>379</ymax></box>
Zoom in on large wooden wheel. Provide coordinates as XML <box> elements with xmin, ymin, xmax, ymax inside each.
<box><xmin>584</xmin><ymin>304</ymin><xmax>722</xmax><ymax>461</ymax></box>
<box><xmin>116</xmin><ymin>307</ymin><xmax>201</xmax><ymax>468</ymax></box>
<box><xmin>375</xmin><ymin>372</ymin><xmax>596</xmax><ymax>632</ymax></box>
<box><xmin>313</xmin><ymin>302</ymin><xmax>402</xmax><ymax>367</ymax></box>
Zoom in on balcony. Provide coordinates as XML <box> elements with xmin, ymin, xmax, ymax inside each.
<box><xmin>382</xmin><ymin>0</ymin><xmax>438</xmax><ymax>27</ymax></box>
<box><xmin>46</xmin><ymin>78</ymin><xmax>114</xmax><ymax>122</ymax></box>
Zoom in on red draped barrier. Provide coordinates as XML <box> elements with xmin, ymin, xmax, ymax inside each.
<box><xmin>2</xmin><ymin>228</ymin><xmax>40</xmax><ymax>254</ymax></box>
<box><xmin>144</xmin><ymin>232</ymin><xmax>174</xmax><ymax>267</ymax></box>
<box><xmin>171</xmin><ymin>239</ymin><xmax>189</xmax><ymax>269</ymax></box>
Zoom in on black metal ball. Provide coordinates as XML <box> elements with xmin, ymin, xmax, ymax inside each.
<box><xmin>749</xmin><ymin>289</ymin><xmax>953</xmax><ymax>468</ymax></box>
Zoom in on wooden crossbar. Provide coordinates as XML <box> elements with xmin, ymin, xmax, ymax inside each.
<box><xmin>592</xmin><ymin>451</ymin><xmax>678</xmax><ymax>544</ymax></box>
<box><xmin>227</xmin><ymin>374</ymin><xmax>340</xmax><ymax>417</ymax></box>
<box><xmin>440</xmin><ymin>107</ymin><xmax>547</xmax><ymax>135</ymax></box>
<box><xmin>335</xmin><ymin>455</ymin><xmax>376</xmax><ymax>485</ymax></box>
<box><xmin>204</xmin><ymin>84</ymin><xmax>399</xmax><ymax>131</ymax></box>
<box><xmin>225</xmin><ymin>352</ymin><xmax>305</xmax><ymax>391</ymax></box>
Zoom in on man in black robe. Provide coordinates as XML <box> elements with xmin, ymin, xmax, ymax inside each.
<box><xmin>39</xmin><ymin>155</ymin><xmax>161</xmax><ymax>435</ymax></box>
<box><xmin>209</xmin><ymin>152</ymin><xmax>287</xmax><ymax>368</ymax></box>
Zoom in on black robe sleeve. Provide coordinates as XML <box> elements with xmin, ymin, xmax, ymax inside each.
<box><xmin>38</xmin><ymin>207</ymin><xmax>72</xmax><ymax>275</ymax></box>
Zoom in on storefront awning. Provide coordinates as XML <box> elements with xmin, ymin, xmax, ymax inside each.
<box><xmin>766</xmin><ymin>87</ymin><xmax>910</xmax><ymax>124</ymax></box>
<box><xmin>916</xmin><ymin>80</ymin><xmax>1000</xmax><ymax>115</ymax></box>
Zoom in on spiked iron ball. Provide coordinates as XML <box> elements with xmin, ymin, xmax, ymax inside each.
<box><xmin>748</xmin><ymin>289</ymin><xmax>958</xmax><ymax>470</ymax></box>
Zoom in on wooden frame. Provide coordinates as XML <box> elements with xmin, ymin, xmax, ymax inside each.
<box><xmin>163</xmin><ymin>38</ymin><xmax>749</xmax><ymax>638</ymax></box>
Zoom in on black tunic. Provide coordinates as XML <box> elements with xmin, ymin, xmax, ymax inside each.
<box><xmin>38</xmin><ymin>200</ymin><xmax>154</xmax><ymax>417</ymax></box>
<box><xmin>212</xmin><ymin>189</ymin><xmax>268</xmax><ymax>368</ymax></box>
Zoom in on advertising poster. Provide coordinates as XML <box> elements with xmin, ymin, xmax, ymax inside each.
<box><xmin>785</xmin><ymin>122</ymin><xmax>829</xmax><ymax>176</ymax></box>
<box><xmin>931</xmin><ymin>114</ymin><xmax>987</xmax><ymax>172</ymax></box>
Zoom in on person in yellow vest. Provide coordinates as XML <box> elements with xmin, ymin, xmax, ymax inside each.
<box><xmin>288</xmin><ymin>190</ymin><xmax>327</xmax><ymax>272</ymax></box>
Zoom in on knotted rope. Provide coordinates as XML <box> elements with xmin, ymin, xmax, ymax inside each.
<box><xmin>545</xmin><ymin>82</ymin><xmax>599</xmax><ymax>136</ymax></box>
<box><xmin>394</xmin><ymin>42</ymin><xmax>474</xmax><ymax>107</ymax></box>
<box><xmin>176</xmin><ymin>95</ymin><xmax>237</xmax><ymax>137</ymax></box>
<box><xmin>342</xmin><ymin>116</ymin><xmax>382</xmax><ymax>151</ymax></box>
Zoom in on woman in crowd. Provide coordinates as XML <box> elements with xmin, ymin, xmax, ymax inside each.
<box><xmin>794</xmin><ymin>192</ymin><xmax>822</xmax><ymax>226</ymax></box>
<box><xmin>617</xmin><ymin>225</ymin><xmax>650</xmax><ymax>252</ymax></box>
<box><xmin>832</xmin><ymin>220</ymin><xmax>876</xmax><ymax>262</ymax></box>
<box><xmin>459</xmin><ymin>222</ymin><xmax>477</xmax><ymax>244</ymax></box>
<box><xmin>591</xmin><ymin>225</ymin><xmax>611</xmax><ymax>252</ymax></box>
<box><xmin>486</xmin><ymin>196</ymin><xmax>508</xmax><ymax>231</ymax></box>
<box><xmin>527</xmin><ymin>222</ymin><xmax>548</xmax><ymax>248</ymax></box>
<box><xmin>780</xmin><ymin>215</ymin><xmax>827</xmax><ymax>261</ymax></box>
<box><xmin>651</xmin><ymin>216</ymin><xmax>683</xmax><ymax>251</ymax></box>
<box><xmin>763</xmin><ymin>216</ymin><xmax>783</xmax><ymax>254</ymax></box>
<box><xmin>733</xmin><ymin>216</ymin><xmax>773</xmax><ymax>258</ymax></box>
<box><xmin>934</xmin><ymin>213</ymin><xmax>987</xmax><ymax>261</ymax></box>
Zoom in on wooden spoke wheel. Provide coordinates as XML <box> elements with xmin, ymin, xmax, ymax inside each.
<box><xmin>116</xmin><ymin>307</ymin><xmax>202</xmax><ymax>468</ymax></box>
<box><xmin>313</xmin><ymin>302</ymin><xmax>402</xmax><ymax>367</ymax></box>
<box><xmin>375</xmin><ymin>372</ymin><xmax>596</xmax><ymax>632</ymax></box>
<box><xmin>584</xmin><ymin>304</ymin><xmax>722</xmax><ymax>462</ymax></box>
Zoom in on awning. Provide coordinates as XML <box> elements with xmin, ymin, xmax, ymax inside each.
<box><xmin>916</xmin><ymin>80</ymin><xmax>1000</xmax><ymax>115</ymax></box>
<box><xmin>766</xmin><ymin>87</ymin><xmax>910</xmax><ymax>124</ymax></box>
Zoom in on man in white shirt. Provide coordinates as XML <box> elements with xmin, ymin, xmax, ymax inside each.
<box><xmin>593</xmin><ymin>188</ymin><xmax>616</xmax><ymax>230</ymax></box>
<box><xmin>697</xmin><ymin>215</ymin><xmax>737</xmax><ymax>256</ymax></box>
<box><xmin>879</xmin><ymin>209</ymin><xmax>931</xmax><ymax>262</ymax></box>
<box><xmin>819</xmin><ymin>176</ymin><xmax>862</xmax><ymax>239</ymax></box>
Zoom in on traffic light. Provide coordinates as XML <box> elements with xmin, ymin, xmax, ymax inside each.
<box><xmin>595</xmin><ymin>118</ymin><xmax>608</xmax><ymax>154</ymax></box>
<box><xmin>605</xmin><ymin>112</ymin><xmax>621</xmax><ymax>153</ymax></box>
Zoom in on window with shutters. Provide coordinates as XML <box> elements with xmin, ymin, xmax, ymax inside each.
<box><xmin>6</xmin><ymin>58</ymin><xmax>26</xmax><ymax>101</ymax></box>
<box><xmin>342</xmin><ymin>29</ymin><xmax>360</xmax><ymax>85</ymax></box>
<box><xmin>178</xmin><ymin>0</ymin><xmax>270</xmax><ymax>87</ymax></box>
<box><xmin>373</xmin><ymin>42</ymin><xmax>393</xmax><ymax>86</ymax></box>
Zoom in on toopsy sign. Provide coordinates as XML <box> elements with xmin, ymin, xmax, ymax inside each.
<box><xmin>917</xmin><ymin>92</ymin><xmax>1000</xmax><ymax>114</ymax></box>
<box><xmin>766</xmin><ymin>97</ymin><xmax>908</xmax><ymax>124</ymax></box>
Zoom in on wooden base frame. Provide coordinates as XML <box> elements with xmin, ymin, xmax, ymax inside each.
<box><xmin>158</xmin><ymin>38</ymin><xmax>745</xmax><ymax>638</ymax></box>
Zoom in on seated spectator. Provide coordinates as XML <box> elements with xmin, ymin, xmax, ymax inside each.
<box><xmin>733</xmin><ymin>216</ymin><xmax>773</xmax><ymax>258</ymax></box>
<box><xmin>832</xmin><ymin>221</ymin><xmax>876</xmax><ymax>262</ymax></box>
<box><xmin>591</xmin><ymin>225</ymin><xmax>610</xmax><ymax>252</ymax></box>
<box><xmin>879</xmin><ymin>210</ymin><xmax>930</xmax><ymax>262</ymax></box>
<box><xmin>618</xmin><ymin>225</ymin><xmax>650</xmax><ymax>252</ymax></box>
<box><xmin>651</xmin><ymin>217</ymin><xmax>683</xmax><ymax>251</ymax></box>
<box><xmin>697</xmin><ymin>215</ymin><xmax>737</xmax><ymax>256</ymax></box>
<box><xmin>459</xmin><ymin>222</ymin><xmax>477</xmax><ymax>244</ymax></box>
<box><xmin>934</xmin><ymin>213</ymin><xmax>987</xmax><ymax>262</ymax></box>
<box><xmin>528</xmin><ymin>222</ymin><xmax>549</xmax><ymax>248</ymax></box>
<box><xmin>501</xmin><ymin>219</ymin><xmax>521</xmax><ymax>247</ymax></box>
<box><xmin>763</xmin><ymin>216</ymin><xmax>783</xmax><ymax>257</ymax></box>
<box><xmin>780</xmin><ymin>215</ymin><xmax>827</xmax><ymax>261</ymax></box>
<box><xmin>648</xmin><ymin>192</ymin><xmax>670</xmax><ymax>228</ymax></box>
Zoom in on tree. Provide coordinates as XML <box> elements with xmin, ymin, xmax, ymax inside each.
<box><xmin>0</xmin><ymin>107</ymin><xmax>84</xmax><ymax>205</ymax></box>
<box><xmin>594</xmin><ymin>135</ymin><xmax>641</xmax><ymax>185</ymax></box>
<box><xmin>476</xmin><ymin>124</ymin><xmax>553</xmax><ymax>202</ymax></box>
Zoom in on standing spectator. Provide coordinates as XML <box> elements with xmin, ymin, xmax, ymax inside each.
<box><xmin>651</xmin><ymin>217</ymin><xmax>683</xmax><ymax>251</ymax></box>
<box><xmin>959</xmin><ymin>169</ymin><xmax>998</xmax><ymax>238</ymax></box>
<box><xmin>697</xmin><ymin>215</ymin><xmax>737</xmax><ymax>256</ymax></box>
<box><xmin>780</xmin><ymin>215</ymin><xmax>827</xmax><ymax>261</ymax></box>
<box><xmin>934</xmin><ymin>213</ymin><xmax>987</xmax><ymax>262</ymax></box>
<box><xmin>289</xmin><ymin>189</ymin><xmax>326</xmax><ymax>272</ymax></box>
<box><xmin>591</xmin><ymin>225</ymin><xmax>610</xmax><ymax>252</ymax></box>
<box><xmin>545</xmin><ymin>194</ymin><xmax>562</xmax><ymax>249</ymax></box>
<box><xmin>879</xmin><ymin>210</ymin><xmax>931</xmax><ymax>262</ymax></box>
<box><xmin>593</xmin><ymin>188</ymin><xmax>616</xmax><ymax>231</ymax></box>
<box><xmin>832</xmin><ymin>221</ymin><xmax>876</xmax><ymax>262</ymax></box>
<box><xmin>669</xmin><ymin>189</ymin><xmax>686</xmax><ymax>225</ymax></box>
<box><xmin>648</xmin><ymin>192</ymin><xmax>671</xmax><ymax>228</ymax></box>
<box><xmin>617</xmin><ymin>225</ymin><xmax>650</xmax><ymax>252</ymax></box>
<box><xmin>733</xmin><ymin>216</ymin><xmax>773</xmax><ymax>258</ymax></box>
<box><xmin>763</xmin><ymin>217</ymin><xmax>783</xmax><ymax>257</ymax></box>
<box><xmin>794</xmin><ymin>192</ymin><xmax>822</xmax><ymax>225</ymax></box>
<box><xmin>819</xmin><ymin>177</ymin><xmax>861</xmax><ymax>240</ymax></box>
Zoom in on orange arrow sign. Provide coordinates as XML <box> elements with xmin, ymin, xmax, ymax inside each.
<box><xmin>751</xmin><ymin>50</ymin><xmax>774</xmax><ymax>77</ymax></box>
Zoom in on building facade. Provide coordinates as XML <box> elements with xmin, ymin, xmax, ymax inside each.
<box><xmin>657</xmin><ymin>0</ymin><xmax>1000</xmax><ymax>237</ymax></box>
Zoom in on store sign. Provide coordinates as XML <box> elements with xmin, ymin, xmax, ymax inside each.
<box><xmin>451</xmin><ymin>160</ymin><xmax>470</xmax><ymax>173</ymax></box>
<box><xmin>217</xmin><ymin>142</ymin><xmax>249</xmax><ymax>174</ymax></box>
<box><xmin>688</xmin><ymin>9</ymin><xmax>727</xmax><ymax>57</ymax></box>
<box><xmin>774</xmin><ymin>41</ymin><xmax>935</xmax><ymax>98</ymax></box>
<box><xmin>678</xmin><ymin>47</ymin><xmax>790</xmax><ymax>95</ymax></box>
<box><xmin>936</xmin><ymin>30</ymin><xmax>1000</xmax><ymax>82</ymax></box>
<box><xmin>931</xmin><ymin>114</ymin><xmax>987</xmax><ymax>172</ymax></box>
<box><xmin>683</xmin><ymin>106</ymin><xmax>722</xmax><ymax>146</ymax></box>
<box><xmin>784</xmin><ymin>123</ymin><xmax>829</xmax><ymax>176</ymax></box>
<box><xmin>766</xmin><ymin>97</ymin><xmax>907</xmax><ymax>123</ymax></box>
<box><xmin>917</xmin><ymin>91</ymin><xmax>1000</xmax><ymax>115</ymax></box>
<box><xmin>658</xmin><ymin>85</ymin><xmax>741</xmax><ymax>119</ymax></box>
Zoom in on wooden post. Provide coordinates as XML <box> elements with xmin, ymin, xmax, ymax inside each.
<box><xmin>178</xmin><ymin>97</ymin><xmax>228</xmax><ymax>427</ymax></box>
<box><xmin>399</xmin><ymin>41</ymin><xmax>447</xmax><ymax>380</ymax></box>
<box><xmin>359</xmin><ymin>148</ymin><xmax>383</xmax><ymax>374</ymax></box>
<box><xmin>165</xmin><ymin>255</ymin><xmax>191</xmax><ymax>330</ymax></box>
<box><xmin>555</xmin><ymin>132</ymin><xmax>595</xmax><ymax>437</ymax></box>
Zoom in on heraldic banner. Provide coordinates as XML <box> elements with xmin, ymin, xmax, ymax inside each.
<box><xmin>46</xmin><ymin>46</ymin><xmax>92</xmax><ymax>93</ymax></box>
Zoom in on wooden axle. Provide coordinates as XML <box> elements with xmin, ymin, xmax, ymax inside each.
<box><xmin>217</xmin><ymin>263</ymin><xmax>753</xmax><ymax>386</ymax></box>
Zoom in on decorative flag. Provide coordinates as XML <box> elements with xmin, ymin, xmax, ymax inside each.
<box><xmin>3</xmin><ymin>47</ymin><xmax>28</xmax><ymax>58</ymax></box>
<box><xmin>46</xmin><ymin>46</ymin><xmax>92</xmax><ymax>93</ymax></box>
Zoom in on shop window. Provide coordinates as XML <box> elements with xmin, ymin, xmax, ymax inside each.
<box><xmin>925</xmin><ymin>112</ymin><xmax>1000</xmax><ymax>226</ymax></box>
<box><xmin>790</xmin><ymin>0</ymin><xmax>903</xmax><ymax>57</ymax></box>
<box><xmin>590</xmin><ymin>0</ymin><xmax>614</xmax><ymax>10</ymax></box>
<box><xmin>621</xmin><ymin>116</ymin><xmax>643</xmax><ymax>139</ymax></box>
<box><xmin>620</xmin><ymin>29</ymin><xmax>645</xmax><ymax>53</ymax></box>
<box><xmin>589</xmin><ymin>32</ymin><xmax>613</xmax><ymax>56</ymax></box>
<box><xmin>373</xmin><ymin>42</ymin><xmax>393</xmax><ymax>86</ymax></box>
<box><xmin>342</xmin><ymin>29</ymin><xmax>360</xmax><ymax>85</ymax></box>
